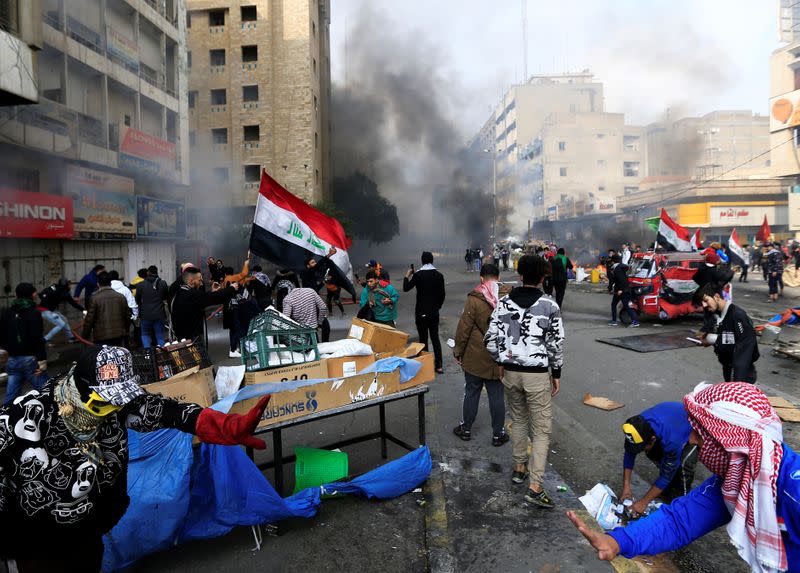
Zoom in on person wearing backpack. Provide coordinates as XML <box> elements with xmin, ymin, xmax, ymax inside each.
<box><xmin>0</xmin><ymin>283</ymin><xmax>47</xmax><ymax>404</ymax></box>
<box><xmin>551</xmin><ymin>248</ymin><xmax>573</xmax><ymax>308</ymax></box>
<box><xmin>453</xmin><ymin>264</ymin><xmax>511</xmax><ymax>446</ymax></box>
<box><xmin>136</xmin><ymin>265</ymin><xmax>169</xmax><ymax>347</ymax></box>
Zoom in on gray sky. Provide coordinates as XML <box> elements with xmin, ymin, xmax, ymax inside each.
<box><xmin>331</xmin><ymin>0</ymin><xmax>778</xmax><ymax>138</ymax></box>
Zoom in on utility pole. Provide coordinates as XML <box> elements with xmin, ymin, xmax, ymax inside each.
<box><xmin>492</xmin><ymin>149</ymin><xmax>497</xmax><ymax>243</ymax></box>
<box><xmin>522</xmin><ymin>0</ymin><xmax>528</xmax><ymax>83</ymax></box>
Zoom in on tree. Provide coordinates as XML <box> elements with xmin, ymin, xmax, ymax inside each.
<box><xmin>331</xmin><ymin>172</ymin><xmax>399</xmax><ymax>244</ymax></box>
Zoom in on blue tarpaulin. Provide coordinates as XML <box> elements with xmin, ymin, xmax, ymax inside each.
<box><xmin>102</xmin><ymin>430</ymin><xmax>432</xmax><ymax>572</ymax></box>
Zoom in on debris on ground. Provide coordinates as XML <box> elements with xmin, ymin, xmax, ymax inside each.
<box><xmin>583</xmin><ymin>393</ymin><xmax>624</xmax><ymax>411</ymax></box>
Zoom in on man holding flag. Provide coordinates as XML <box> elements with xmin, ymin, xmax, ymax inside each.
<box><xmin>656</xmin><ymin>209</ymin><xmax>694</xmax><ymax>252</ymax></box>
<box><xmin>249</xmin><ymin>170</ymin><xmax>357</xmax><ymax>304</ymax></box>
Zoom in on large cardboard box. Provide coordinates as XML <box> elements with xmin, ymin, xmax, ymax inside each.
<box><xmin>375</xmin><ymin>342</ymin><xmax>425</xmax><ymax>361</ymax></box>
<box><xmin>347</xmin><ymin>318</ymin><xmax>409</xmax><ymax>353</ymax></box>
<box><xmin>230</xmin><ymin>369</ymin><xmax>401</xmax><ymax>430</ymax></box>
<box><xmin>244</xmin><ymin>360</ymin><xmax>328</xmax><ymax>385</ymax></box>
<box><xmin>325</xmin><ymin>354</ymin><xmax>376</xmax><ymax>378</ymax></box>
<box><xmin>144</xmin><ymin>366</ymin><xmax>217</xmax><ymax>407</ymax></box>
<box><xmin>403</xmin><ymin>352</ymin><xmax>435</xmax><ymax>389</ymax></box>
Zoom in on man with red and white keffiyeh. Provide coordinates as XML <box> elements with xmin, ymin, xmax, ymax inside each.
<box><xmin>567</xmin><ymin>382</ymin><xmax>800</xmax><ymax>573</ymax></box>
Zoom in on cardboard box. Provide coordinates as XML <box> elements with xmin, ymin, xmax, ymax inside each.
<box><xmin>376</xmin><ymin>342</ymin><xmax>425</xmax><ymax>361</ymax></box>
<box><xmin>244</xmin><ymin>360</ymin><xmax>328</xmax><ymax>385</ymax></box>
<box><xmin>145</xmin><ymin>366</ymin><xmax>218</xmax><ymax>407</ymax></box>
<box><xmin>230</xmin><ymin>369</ymin><xmax>401</xmax><ymax>429</ymax></box>
<box><xmin>347</xmin><ymin>318</ymin><xmax>409</xmax><ymax>353</ymax></box>
<box><xmin>403</xmin><ymin>351</ymin><xmax>435</xmax><ymax>389</ymax></box>
<box><xmin>325</xmin><ymin>354</ymin><xmax>376</xmax><ymax>378</ymax></box>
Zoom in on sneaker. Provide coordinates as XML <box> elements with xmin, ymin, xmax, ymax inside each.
<box><xmin>229</xmin><ymin>350</ymin><xmax>242</xmax><ymax>358</ymax></box>
<box><xmin>492</xmin><ymin>433</ymin><xmax>510</xmax><ymax>447</ymax></box>
<box><xmin>607</xmin><ymin>321</ymin><xmax>619</xmax><ymax>327</ymax></box>
<box><xmin>453</xmin><ymin>424</ymin><xmax>471</xmax><ymax>441</ymax></box>
<box><xmin>524</xmin><ymin>488</ymin><xmax>555</xmax><ymax>509</ymax></box>
<box><xmin>629</xmin><ymin>322</ymin><xmax>640</xmax><ymax>328</ymax></box>
<box><xmin>511</xmin><ymin>470</ymin><xmax>529</xmax><ymax>484</ymax></box>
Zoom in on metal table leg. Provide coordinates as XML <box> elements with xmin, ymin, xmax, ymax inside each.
<box><xmin>272</xmin><ymin>429</ymin><xmax>284</xmax><ymax>495</ymax></box>
<box><xmin>418</xmin><ymin>393</ymin><xmax>426</xmax><ymax>445</ymax></box>
<box><xmin>379</xmin><ymin>403</ymin><xmax>387</xmax><ymax>459</ymax></box>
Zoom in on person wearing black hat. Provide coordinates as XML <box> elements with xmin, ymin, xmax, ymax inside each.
<box><xmin>621</xmin><ymin>401</ymin><xmax>696</xmax><ymax>517</ymax></box>
<box><xmin>0</xmin><ymin>283</ymin><xmax>48</xmax><ymax>405</ymax></box>
<box><xmin>0</xmin><ymin>345</ymin><xmax>270</xmax><ymax>572</ymax></box>
<box><xmin>403</xmin><ymin>252</ymin><xmax>446</xmax><ymax>373</ymax></box>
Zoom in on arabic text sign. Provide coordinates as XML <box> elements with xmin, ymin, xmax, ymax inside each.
<box><xmin>106</xmin><ymin>25</ymin><xmax>139</xmax><ymax>72</ymax></box>
<box><xmin>137</xmin><ymin>196</ymin><xmax>186</xmax><ymax>238</ymax></box>
<box><xmin>0</xmin><ymin>189</ymin><xmax>73</xmax><ymax>239</ymax></box>
<box><xmin>67</xmin><ymin>165</ymin><xmax>136</xmax><ymax>239</ymax></box>
<box><xmin>709</xmin><ymin>204</ymin><xmax>787</xmax><ymax>227</ymax></box>
<box><xmin>118</xmin><ymin>126</ymin><xmax>177</xmax><ymax>181</ymax></box>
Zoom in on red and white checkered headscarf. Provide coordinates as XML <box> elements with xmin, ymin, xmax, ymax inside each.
<box><xmin>684</xmin><ymin>382</ymin><xmax>786</xmax><ymax>573</ymax></box>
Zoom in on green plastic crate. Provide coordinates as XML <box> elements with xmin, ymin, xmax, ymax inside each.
<box><xmin>240</xmin><ymin>326</ymin><xmax>319</xmax><ymax>372</ymax></box>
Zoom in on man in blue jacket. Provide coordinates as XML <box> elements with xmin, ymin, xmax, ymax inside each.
<box><xmin>74</xmin><ymin>264</ymin><xmax>105</xmax><ymax>307</ymax></box>
<box><xmin>569</xmin><ymin>382</ymin><xmax>800</xmax><ymax>572</ymax></box>
<box><xmin>620</xmin><ymin>402</ymin><xmax>697</xmax><ymax>516</ymax></box>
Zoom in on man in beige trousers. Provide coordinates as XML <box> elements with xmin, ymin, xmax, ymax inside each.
<box><xmin>484</xmin><ymin>255</ymin><xmax>565</xmax><ymax>508</ymax></box>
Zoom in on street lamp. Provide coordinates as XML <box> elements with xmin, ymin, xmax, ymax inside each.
<box><xmin>483</xmin><ymin>147</ymin><xmax>499</xmax><ymax>244</ymax></box>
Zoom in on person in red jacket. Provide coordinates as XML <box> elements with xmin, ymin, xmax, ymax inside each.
<box><xmin>0</xmin><ymin>345</ymin><xmax>269</xmax><ymax>572</ymax></box>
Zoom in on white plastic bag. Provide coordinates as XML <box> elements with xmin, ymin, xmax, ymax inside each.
<box><xmin>214</xmin><ymin>365</ymin><xmax>245</xmax><ymax>400</ymax></box>
<box><xmin>318</xmin><ymin>339</ymin><xmax>374</xmax><ymax>358</ymax></box>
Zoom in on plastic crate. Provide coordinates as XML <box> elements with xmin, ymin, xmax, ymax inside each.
<box><xmin>240</xmin><ymin>326</ymin><xmax>319</xmax><ymax>372</ymax></box>
<box><xmin>131</xmin><ymin>340</ymin><xmax>211</xmax><ymax>385</ymax></box>
<box><xmin>248</xmin><ymin>307</ymin><xmax>300</xmax><ymax>335</ymax></box>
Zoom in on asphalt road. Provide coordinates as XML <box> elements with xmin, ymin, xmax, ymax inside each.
<box><xmin>15</xmin><ymin>260</ymin><xmax>800</xmax><ymax>572</ymax></box>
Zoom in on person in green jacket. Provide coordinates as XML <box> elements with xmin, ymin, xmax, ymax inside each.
<box><xmin>360</xmin><ymin>270</ymin><xmax>400</xmax><ymax>326</ymax></box>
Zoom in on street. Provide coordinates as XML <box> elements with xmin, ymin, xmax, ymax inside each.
<box><xmin>106</xmin><ymin>261</ymin><xmax>800</xmax><ymax>573</ymax></box>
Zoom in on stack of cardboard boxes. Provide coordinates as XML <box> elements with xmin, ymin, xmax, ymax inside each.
<box><xmin>146</xmin><ymin>319</ymin><xmax>435</xmax><ymax>431</ymax></box>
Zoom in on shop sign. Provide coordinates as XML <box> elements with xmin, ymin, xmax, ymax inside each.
<box><xmin>137</xmin><ymin>196</ymin><xmax>186</xmax><ymax>238</ymax></box>
<box><xmin>709</xmin><ymin>204</ymin><xmax>787</xmax><ymax>227</ymax></box>
<box><xmin>67</xmin><ymin>165</ymin><xmax>136</xmax><ymax>239</ymax></box>
<box><xmin>0</xmin><ymin>189</ymin><xmax>73</xmax><ymax>239</ymax></box>
<box><xmin>106</xmin><ymin>25</ymin><xmax>139</xmax><ymax>72</ymax></box>
<box><xmin>118</xmin><ymin>126</ymin><xmax>177</xmax><ymax>181</ymax></box>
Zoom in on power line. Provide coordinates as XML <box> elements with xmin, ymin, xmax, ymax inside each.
<box><xmin>645</xmin><ymin>134</ymin><xmax>796</xmax><ymax>209</ymax></box>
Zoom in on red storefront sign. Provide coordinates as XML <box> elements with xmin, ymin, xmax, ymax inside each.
<box><xmin>0</xmin><ymin>189</ymin><xmax>74</xmax><ymax>239</ymax></box>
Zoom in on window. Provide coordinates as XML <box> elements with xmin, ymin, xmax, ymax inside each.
<box><xmin>624</xmin><ymin>161</ymin><xmax>640</xmax><ymax>177</ymax></box>
<box><xmin>559</xmin><ymin>167</ymin><xmax>567</xmax><ymax>177</ymax></box>
<box><xmin>209</xmin><ymin>10</ymin><xmax>225</xmax><ymax>26</ymax></box>
<box><xmin>598</xmin><ymin>186</ymin><xmax>605</xmax><ymax>192</ymax></box>
<box><xmin>188</xmin><ymin>91</ymin><xmax>197</xmax><ymax>108</ymax></box>
<box><xmin>189</xmin><ymin>131</ymin><xmax>196</xmax><ymax>147</ymax></box>
<box><xmin>211</xmin><ymin>128</ymin><xmax>228</xmax><ymax>144</ymax></box>
<box><xmin>123</xmin><ymin>114</ymin><xmax>131</xmax><ymax>126</ymax></box>
<box><xmin>0</xmin><ymin>168</ymin><xmax>39</xmax><ymax>192</ymax></box>
<box><xmin>243</xmin><ymin>125</ymin><xmax>260</xmax><ymax>141</ymax></box>
<box><xmin>210</xmin><ymin>49</ymin><xmax>225</xmax><ymax>66</ymax></box>
<box><xmin>213</xmin><ymin>167</ymin><xmax>229</xmax><ymax>183</ymax></box>
<box><xmin>242</xmin><ymin>45</ymin><xmax>258</xmax><ymax>62</ymax></box>
<box><xmin>244</xmin><ymin>164</ymin><xmax>260</xmax><ymax>181</ymax></box>
<box><xmin>241</xmin><ymin>5</ymin><xmax>257</xmax><ymax>21</ymax></box>
<box><xmin>243</xmin><ymin>85</ymin><xmax>259</xmax><ymax>101</ymax></box>
<box><xmin>186</xmin><ymin>12</ymin><xmax>191</xmax><ymax>28</ymax></box>
<box><xmin>210</xmin><ymin>89</ymin><xmax>226</xmax><ymax>105</ymax></box>
<box><xmin>569</xmin><ymin>104</ymin><xmax>577</xmax><ymax>112</ymax></box>
<box><xmin>795</xmin><ymin>68</ymin><xmax>800</xmax><ymax>91</ymax></box>
<box><xmin>624</xmin><ymin>186</ymin><xmax>639</xmax><ymax>196</ymax></box>
<box><xmin>596</xmin><ymin>133</ymin><xmax>605</xmax><ymax>139</ymax></box>
<box><xmin>597</xmin><ymin>159</ymin><xmax>606</xmax><ymax>166</ymax></box>
<box><xmin>187</xmin><ymin>51</ymin><xmax>192</xmax><ymax>68</ymax></box>
<box><xmin>558</xmin><ymin>141</ymin><xmax>566</xmax><ymax>151</ymax></box>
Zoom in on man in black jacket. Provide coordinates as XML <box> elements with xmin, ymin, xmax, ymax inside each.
<box><xmin>136</xmin><ymin>265</ymin><xmax>169</xmax><ymax>348</ymax></box>
<box><xmin>403</xmin><ymin>251</ymin><xmax>446</xmax><ymax>373</ymax></box>
<box><xmin>699</xmin><ymin>282</ymin><xmax>759</xmax><ymax>383</ymax></box>
<box><xmin>171</xmin><ymin>267</ymin><xmax>237</xmax><ymax>344</ymax></box>
<box><xmin>608</xmin><ymin>254</ymin><xmax>639</xmax><ymax>327</ymax></box>
<box><xmin>39</xmin><ymin>278</ymin><xmax>84</xmax><ymax>344</ymax></box>
<box><xmin>0</xmin><ymin>283</ymin><xmax>48</xmax><ymax>404</ymax></box>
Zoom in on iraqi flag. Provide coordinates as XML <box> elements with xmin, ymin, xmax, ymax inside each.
<box><xmin>690</xmin><ymin>229</ymin><xmax>702</xmax><ymax>252</ymax></box>
<box><xmin>756</xmin><ymin>215</ymin><xmax>771</xmax><ymax>243</ymax></box>
<box><xmin>250</xmin><ymin>170</ymin><xmax>356</xmax><ymax>299</ymax></box>
<box><xmin>656</xmin><ymin>209</ymin><xmax>693</xmax><ymax>252</ymax></box>
<box><xmin>727</xmin><ymin>229</ymin><xmax>747</xmax><ymax>268</ymax></box>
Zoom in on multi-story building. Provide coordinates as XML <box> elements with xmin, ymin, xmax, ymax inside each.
<box><xmin>186</xmin><ymin>0</ymin><xmax>330</xmax><ymax>216</ymax></box>
<box><xmin>477</xmin><ymin>72</ymin><xmax>604</xmax><ymax>235</ymax></box>
<box><xmin>0</xmin><ymin>0</ymin><xmax>190</xmax><ymax>306</ymax></box>
<box><xmin>0</xmin><ymin>0</ymin><xmax>42</xmax><ymax>106</ymax></box>
<box><xmin>521</xmin><ymin>112</ymin><xmax>643</xmax><ymax>221</ymax></box>
<box><xmin>645</xmin><ymin>110</ymin><xmax>770</xmax><ymax>181</ymax></box>
<box><xmin>771</xmin><ymin>0</ymin><xmax>800</xmax><ymax>235</ymax></box>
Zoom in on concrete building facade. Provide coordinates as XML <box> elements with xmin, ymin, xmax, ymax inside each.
<box><xmin>0</xmin><ymin>0</ymin><xmax>190</xmax><ymax>308</ymax></box>
<box><xmin>186</xmin><ymin>0</ymin><xmax>330</xmax><ymax>211</ymax></box>
<box><xmin>521</xmin><ymin>112</ymin><xmax>643</xmax><ymax>222</ymax></box>
<box><xmin>0</xmin><ymin>0</ymin><xmax>42</xmax><ymax>106</ymax></box>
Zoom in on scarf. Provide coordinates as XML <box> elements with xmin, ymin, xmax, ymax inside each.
<box><xmin>684</xmin><ymin>382</ymin><xmax>786</xmax><ymax>573</ymax></box>
<box><xmin>55</xmin><ymin>373</ymin><xmax>104</xmax><ymax>446</ymax></box>
<box><xmin>474</xmin><ymin>280</ymin><xmax>500</xmax><ymax>308</ymax></box>
<box><xmin>11</xmin><ymin>298</ymin><xmax>36</xmax><ymax>311</ymax></box>
<box><xmin>252</xmin><ymin>272</ymin><xmax>271</xmax><ymax>286</ymax></box>
<box><xmin>418</xmin><ymin>264</ymin><xmax>436</xmax><ymax>271</ymax></box>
